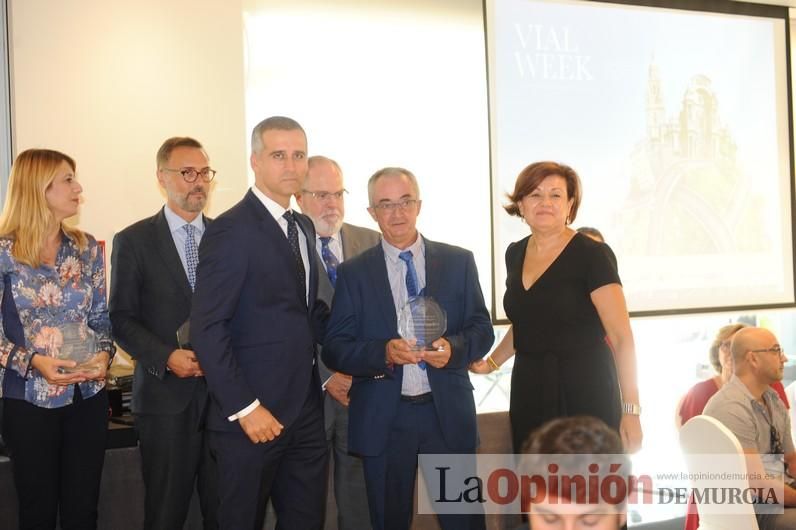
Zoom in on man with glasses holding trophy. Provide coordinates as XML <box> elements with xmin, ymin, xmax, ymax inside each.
<box><xmin>704</xmin><ymin>326</ymin><xmax>796</xmax><ymax>529</ymax></box>
<box><xmin>323</xmin><ymin>167</ymin><xmax>494</xmax><ymax>530</ymax></box>
<box><xmin>110</xmin><ymin>137</ymin><xmax>218</xmax><ymax>530</ymax></box>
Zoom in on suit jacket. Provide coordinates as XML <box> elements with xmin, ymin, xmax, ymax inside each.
<box><xmin>190</xmin><ymin>190</ymin><xmax>329</xmax><ymax>432</ymax></box>
<box><xmin>316</xmin><ymin>222</ymin><xmax>381</xmax><ymax>384</ymax></box>
<box><xmin>322</xmin><ymin>238</ymin><xmax>494</xmax><ymax>456</ymax></box>
<box><xmin>109</xmin><ymin>208</ymin><xmax>211</xmax><ymax>416</ymax></box>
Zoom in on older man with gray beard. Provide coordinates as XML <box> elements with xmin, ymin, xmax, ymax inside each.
<box><xmin>296</xmin><ymin>156</ymin><xmax>380</xmax><ymax>530</ymax></box>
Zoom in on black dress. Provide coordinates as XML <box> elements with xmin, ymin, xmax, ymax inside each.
<box><xmin>504</xmin><ymin>232</ymin><xmax>622</xmax><ymax>451</ymax></box>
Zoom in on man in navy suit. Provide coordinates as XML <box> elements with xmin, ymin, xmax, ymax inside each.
<box><xmin>323</xmin><ymin>167</ymin><xmax>493</xmax><ymax>530</ymax></box>
<box><xmin>191</xmin><ymin>116</ymin><xmax>329</xmax><ymax>529</ymax></box>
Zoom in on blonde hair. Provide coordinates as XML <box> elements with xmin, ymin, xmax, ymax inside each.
<box><xmin>0</xmin><ymin>149</ymin><xmax>87</xmax><ymax>267</ymax></box>
<box><xmin>708</xmin><ymin>323</ymin><xmax>747</xmax><ymax>373</ymax></box>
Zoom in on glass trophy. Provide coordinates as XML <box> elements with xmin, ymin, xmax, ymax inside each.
<box><xmin>397</xmin><ymin>296</ymin><xmax>447</xmax><ymax>351</ymax></box>
<box><xmin>56</xmin><ymin>322</ymin><xmax>101</xmax><ymax>375</ymax></box>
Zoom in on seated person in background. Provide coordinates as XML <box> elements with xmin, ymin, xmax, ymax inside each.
<box><xmin>678</xmin><ymin>323</ymin><xmax>789</xmax><ymax>428</ymax></box>
<box><xmin>704</xmin><ymin>327</ymin><xmax>796</xmax><ymax>530</ymax></box>
<box><xmin>520</xmin><ymin>416</ymin><xmax>627</xmax><ymax>530</ymax></box>
<box><xmin>576</xmin><ymin>226</ymin><xmax>605</xmax><ymax>243</ymax></box>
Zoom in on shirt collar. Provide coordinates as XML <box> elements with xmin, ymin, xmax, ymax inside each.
<box><xmin>727</xmin><ymin>375</ymin><xmax>778</xmax><ymax>405</ymax></box>
<box><xmin>381</xmin><ymin>233</ymin><xmax>424</xmax><ymax>264</ymax></box>
<box><xmin>316</xmin><ymin>231</ymin><xmax>340</xmax><ymax>243</ymax></box>
<box><xmin>251</xmin><ymin>185</ymin><xmax>294</xmax><ymax>222</ymax></box>
<box><xmin>164</xmin><ymin>205</ymin><xmax>204</xmax><ymax>234</ymax></box>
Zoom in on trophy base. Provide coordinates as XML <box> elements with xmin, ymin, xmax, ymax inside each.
<box><xmin>58</xmin><ymin>362</ymin><xmax>102</xmax><ymax>375</ymax></box>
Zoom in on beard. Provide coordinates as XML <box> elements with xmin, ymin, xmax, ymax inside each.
<box><xmin>175</xmin><ymin>186</ymin><xmax>207</xmax><ymax>213</ymax></box>
<box><xmin>312</xmin><ymin>209</ymin><xmax>344</xmax><ymax>236</ymax></box>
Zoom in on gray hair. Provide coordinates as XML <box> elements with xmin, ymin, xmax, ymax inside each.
<box><xmin>307</xmin><ymin>155</ymin><xmax>342</xmax><ymax>177</ymax></box>
<box><xmin>250</xmin><ymin>116</ymin><xmax>306</xmax><ymax>154</ymax></box>
<box><xmin>367</xmin><ymin>167</ymin><xmax>420</xmax><ymax>206</ymax></box>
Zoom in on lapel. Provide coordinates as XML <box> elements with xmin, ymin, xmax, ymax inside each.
<box><xmin>243</xmin><ymin>191</ymin><xmax>315</xmax><ymax>308</ymax></box>
<box><xmin>295</xmin><ymin>212</ymin><xmax>318</xmax><ymax>306</ymax></box>
<box><xmin>153</xmin><ymin>208</ymin><xmax>192</xmax><ymax>303</ymax></box>
<box><xmin>340</xmin><ymin>223</ymin><xmax>359</xmax><ymax>260</ymax></box>
<box><xmin>422</xmin><ymin>237</ymin><xmax>445</xmax><ymax>300</ymax></box>
<box><xmin>365</xmin><ymin>245</ymin><xmax>399</xmax><ymax>335</ymax></box>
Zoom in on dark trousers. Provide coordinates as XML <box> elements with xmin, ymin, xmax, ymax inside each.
<box><xmin>326</xmin><ymin>397</ymin><xmax>371</xmax><ymax>530</ymax></box>
<box><xmin>209</xmin><ymin>386</ymin><xmax>328</xmax><ymax>530</ymax></box>
<box><xmin>135</xmin><ymin>391</ymin><xmax>218</xmax><ymax>530</ymax></box>
<box><xmin>2</xmin><ymin>388</ymin><xmax>108</xmax><ymax>530</ymax></box>
<box><xmin>362</xmin><ymin>399</ymin><xmax>485</xmax><ymax>530</ymax></box>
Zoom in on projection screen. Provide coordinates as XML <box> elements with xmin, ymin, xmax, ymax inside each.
<box><xmin>486</xmin><ymin>0</ymin><xmax>794</xmax><ymax>318</ymax></box>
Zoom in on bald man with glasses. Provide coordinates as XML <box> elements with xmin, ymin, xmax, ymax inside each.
<box><xmin>704</xmin><ymin>327</ymin><xmax>796</xmax><ymax>530</ymax></box>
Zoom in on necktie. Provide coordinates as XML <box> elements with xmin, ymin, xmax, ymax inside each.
<box><xmin>398</xmin><ymin>250</ymin><xmax>418</xmax><ymax>297</ymax></box>
<box><xmin>283</xmin><ymin>211</ymin><xmax>307</xmax><ymax>304</ymax></box>
<box><xmin>183</xmin><ymin>224</ymin><xmax>198</xmax><ymax>291</ymax></box>
<box><xmin>319</xmin><ymin>236</ymin><xmax>340</xmax><ymax>287</ymax></box>
<box><xmin>398</xmin><ymin>250</ymin><xmax>425</xmax><ymax>369</ymax></box>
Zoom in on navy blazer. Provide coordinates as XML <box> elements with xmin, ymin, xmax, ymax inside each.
<box><xmin>110</xmin><ymin>208</ymin><xmax>211</xmax><ymax>416</ymax></box>
<box><xmin>322</xmin><ymin>238</ymin><xmax>494</xmax><ymax>456</ymax></box>
<box><xmin>190</xmin><ymin>190</ymin><xmax>328</xmax><ymax>432</ymax></box>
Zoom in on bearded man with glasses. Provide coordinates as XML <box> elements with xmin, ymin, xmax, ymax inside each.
<box><xmin>110</xmin><ymin>136</ymin><xmax>218</xmax><ymax>529</ymax></box>
<box><xmin>704</xmin><ymin>326</ymin><xmax>796</xmax><ymax>529</ymax></box>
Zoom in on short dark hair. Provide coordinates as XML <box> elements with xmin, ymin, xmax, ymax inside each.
<box><xmin>505</xmin><ymin>161</ymin><xmax>582</xmax><ymax>223</ymax></box>
<box><xmin>251</xmin><ymin>116</ymin><xmax>306</xmax><ymax>154</ymax></box>
<box><xmin>577</xmin><ymin>226</ymin><xmax>605</xmax><ymax>243</ymax></box>
<box><xmin>522</xmin><ymin>416</ymin><xmax>623</xmax><ymax>455</ymax></box>
<box><xmin>521</xmin><ymin>416</ymin><xmax>629</xmax><ymax>509</ymax></box>
<box><xmin>156</xmin><ymin>137</ymin><xmax>205</xmax><ymax>168</ymax></box>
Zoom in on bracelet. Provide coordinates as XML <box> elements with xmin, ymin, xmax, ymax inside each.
<box><xmin>486</xmin><ymin>355</ymin><xmax>500</xmax><ymax>372</ymax></box>
<box><xmin>622</xmin><ymin>402</ymin><xmax>641</xmax><ymax>415</ymax></box>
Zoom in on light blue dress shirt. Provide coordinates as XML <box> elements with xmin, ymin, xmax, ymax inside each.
<box><xmin>163</xmin><ymin>205</ymin><xmax>205</xmax><ymax>277</ymax></box>
<box><xmin>381</xmin><ymin>235</ymin><xmax>431</xmax><ymax>396</ymax></box>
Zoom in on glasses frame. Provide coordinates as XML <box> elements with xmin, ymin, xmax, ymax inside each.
<box><xmin>301</xmin><ymin>189</ymin><xmax>347</xmax><ymax>201</ymax></box>
<box><xmin>750</xmin><ymin>346</ymin><xmax>785</xmax><ymax>355</ymax></box>
<box><xmin>161</xmin><ymin>167</ymin><xmax>217</xmax><ymax>183</ymax></box>
<box><xmin>371</xmin><ymin>198</ymin><xmax>420</xmax><ymax>212</ymax></box>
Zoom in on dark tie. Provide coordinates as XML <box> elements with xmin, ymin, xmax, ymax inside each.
<box><xmin>398</xmin><ymin>250</ymin><xmax>425</xmax><ymax>369</ymax></box>
<box><xmin>183</xmin><ymin>224</ymin><xmax>198</xmax><ymax>291</ymax></box>
<box><xmin>283</xmin><ymin>211</ymin><xmax>306</xmax><ymax>303</ymax></box>
<box><xmin>319</xmin><ymin>236</ymin><xmax>340</xmax><ymax>287</ymax></box>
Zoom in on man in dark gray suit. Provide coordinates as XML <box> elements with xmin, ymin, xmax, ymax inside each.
<box><xmin>296</xmin><ymin>156</ymin><xmax>380</xmax><ymax>530</ymax></box>
<box><xmin>110</xmin><ymin>137</ymin><xmax>218</xmax><ymax>529</ymax></box>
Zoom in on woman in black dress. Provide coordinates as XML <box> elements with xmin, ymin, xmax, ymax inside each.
<box><xmin>471</xmin><ymin>161</ymin><xmax>642</xmax><ymax>452</ymax></box>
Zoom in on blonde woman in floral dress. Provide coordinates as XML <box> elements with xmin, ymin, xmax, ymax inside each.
<box><xmin>0</xmin><ymin>149</ymin><xmax>114</xmax><ymax>530</ymax></box>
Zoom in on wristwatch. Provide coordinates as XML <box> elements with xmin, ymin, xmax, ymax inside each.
<box><xmin>622</xmin><ymin>402</ymin><xmax>641</xmax><ymax>415</ymax></box>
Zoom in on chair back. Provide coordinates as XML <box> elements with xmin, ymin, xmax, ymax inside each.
<box><xmin>679</xmin><ymin>415</ymin><xmax>759</xmax><ymax>530</ymax></box>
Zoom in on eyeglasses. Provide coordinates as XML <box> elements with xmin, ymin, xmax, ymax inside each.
<box><xmin>301</xmin><ymin>189</ymin><xmax>347</xmax><ymax>201</ymax></box>
<box><xmin>750</xmin><ymin>345</ymin><xmax>785</xmax><ymax>356</ymax></box>
<box><xmin>161</xmin><ymin>167</ymin><xmax>217</xmax><ymax>183</ymax></box>
<box><xmin>371</xmin><ymin>199</ymin><xmax>419</xmax><ymax>211</ymax></box>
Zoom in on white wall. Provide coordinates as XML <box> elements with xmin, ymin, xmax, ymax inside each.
<box><xmin>9</xmin><ymin>0</ymin><xmax>248</xmax><ymax>245</ymax></box>
<box><xmin>9</xmin><ymin>0</ymin><xmax>494</xmax><ymax>305</ymax></box>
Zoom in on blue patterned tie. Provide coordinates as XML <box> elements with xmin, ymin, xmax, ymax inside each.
<box><xmin>319</xmin><ymin>236</ymin><xmax>339</xmax><ymax>287</ymax></box>
<box><xmin>398</xmin><ymin>250</ymin><xmax>425</xmax><ymax>369</ymax></box>
<box><xmin>283</xmin><ymin>211</ymin><xmax>307</xmax><ymax>304</ymax></box>
<box><xmin>183</xmin><ymin>224</ymin><xmax>198</xmax><ymax>291</ymax></box>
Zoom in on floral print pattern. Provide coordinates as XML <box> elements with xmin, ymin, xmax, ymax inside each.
<box><xmin>0</xmin><ymin>232</ymin><xmax>114</xmax><ymax>408</ymax></box>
